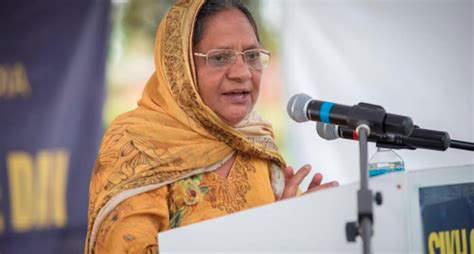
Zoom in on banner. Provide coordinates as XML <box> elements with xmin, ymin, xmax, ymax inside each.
<box><xmin>420</xmin><ymin>183</ymin><xmax>474</xmax><ymax>254</ymax></box>
<box><xmin>0</xmin><ymin>0</ymin><xmax>109</xmax><ymax>252</ymax></box>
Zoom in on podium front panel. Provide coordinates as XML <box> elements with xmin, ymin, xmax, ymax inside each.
<box><xmin>160</xmin><ymin>165</ymin><xmax>474</xmax><ymax>253</ymax></box>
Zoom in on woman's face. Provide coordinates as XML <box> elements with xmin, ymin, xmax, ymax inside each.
<box><xmin>194</xmin><ymin>9</ymin><xmax>261</xmax><ymax>126</ymax></box>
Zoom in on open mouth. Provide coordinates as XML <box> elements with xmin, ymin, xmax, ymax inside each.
<box><xmin>223</xmin><ymin>91</ymin><xmax>250</xmax><ymax>96</ymax></box>
<box><xmin>222</xmin><ymin>90</ymin><xmax>251</xmax><ymax>102</ymax></box>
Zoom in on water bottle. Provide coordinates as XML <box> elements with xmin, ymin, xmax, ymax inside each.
<box><xmin>368</xmin><ymin>147</ymin><xmax>405</xmax><ymax>177</ymax></box>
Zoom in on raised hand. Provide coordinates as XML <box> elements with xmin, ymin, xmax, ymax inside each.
<box><xmin>277</xmin><ymin>164</ymin><xmax>339</xmax><ymax>200</ymax></box>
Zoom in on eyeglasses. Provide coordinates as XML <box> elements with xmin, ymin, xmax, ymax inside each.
<box><xmin>194</xmin><ymin>48</ymin><xmax>271</xmax><ymax>70</ymax></box>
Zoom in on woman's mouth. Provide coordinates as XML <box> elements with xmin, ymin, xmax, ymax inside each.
<box><xmin>222</xmin><ymin>90</ymin><xmax>250</xmax><ymax>104</ymax></box>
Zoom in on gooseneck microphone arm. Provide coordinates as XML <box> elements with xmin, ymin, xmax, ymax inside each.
<box><xmin>449</xmin><ymin>140</ymin><xmax>474</xmax><ymax>151</ymax></box>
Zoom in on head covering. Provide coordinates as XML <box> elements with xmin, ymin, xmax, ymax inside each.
<box><xmin>85</xmin><ymin>0</ymin><xmax>285</xmax><ymax>252</ymax></box>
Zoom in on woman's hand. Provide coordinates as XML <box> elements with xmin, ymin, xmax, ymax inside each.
<box><xmin>277</xmin><ymin>164</ymin><xmax>339</xmax><ymax>200</ymax></box>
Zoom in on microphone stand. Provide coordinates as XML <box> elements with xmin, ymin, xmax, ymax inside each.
<box><xmin>346</xmin><ymin>128</ymin><xmax>472</xmax><ymax>254</ymax></box>
<box><xmin>346</xmin><ymin>124</ymin><xmax>383</xmax><ymax>254</ymax></box>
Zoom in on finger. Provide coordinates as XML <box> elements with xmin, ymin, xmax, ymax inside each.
<box><xmin>284</xmin><ymin>166</ymin><xmax>294</xmax><ymax>185</ymax></box>
<box><xmin>281</xmin><ymin>165</ymin><xmax>311</xmax><ymax>199</ymax></box>
<box><xmin>306</xmin><ymin>181</ymin><xmax>340</xmax><ymax>194</ymax></box>
<box><xmin>307</xmin><ymin>172</ymin><xmax>323</xmax><ymax>190</ymax></box>
<box><xmin>284</xmin><ymin>166</ymin><xmax>294</xmax><ymax>178</ymax></box>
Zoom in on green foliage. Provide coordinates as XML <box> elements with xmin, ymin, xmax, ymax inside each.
<box><xmin>115</xmin><ymin>0</ymin><xmax>174</xmax><ymax>51</ymax></box>
<box><xmin>110</xmin><ymin>0</ymin><xmax>277</xmax><ymax>53</ymax></box>
<box><xmin>242</xmin><ymin>0</ymin><xmax>278</xmax><ymax>53</ymax></box>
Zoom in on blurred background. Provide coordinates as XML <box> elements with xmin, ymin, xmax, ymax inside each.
<box><xmin>1</xmin><ymin>0</ymin><xmax>472</xmax><ymax>252</ymax></box>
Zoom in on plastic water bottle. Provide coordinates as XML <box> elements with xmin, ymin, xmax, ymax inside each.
<box><xmin>368</xmin><ymin>147</ymin><xmax>405</xmax><ymax>177</ymax></box>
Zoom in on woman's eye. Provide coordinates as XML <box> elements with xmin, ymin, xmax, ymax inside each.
<box><xmin>210</xmin><ymin>53</ymin><xmax>231</xmax><ymax>63</ymax></box>
<box><xmin>245</xmin><ymin>51</ymin><xmax>260</xmax><ymax>61</ymax></box>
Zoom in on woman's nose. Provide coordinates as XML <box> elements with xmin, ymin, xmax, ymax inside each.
<box><xmin>227</xmin><ymin>55</ymin><xmax>251</xmax><ymax>81</ymax></box>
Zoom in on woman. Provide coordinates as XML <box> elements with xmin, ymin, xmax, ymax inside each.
<box><xmin>85</xmin><ymin>0</ymin><xmax>338</xmax><ymax>253</ymax></box>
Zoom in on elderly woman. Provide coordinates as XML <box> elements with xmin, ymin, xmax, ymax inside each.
<box><xmin>85</xmin><ymin>0</ymin><xmax>338</xmax><ymax>253</ymax></box>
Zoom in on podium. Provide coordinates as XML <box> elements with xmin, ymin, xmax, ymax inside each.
<box><xmin>160</xmin><ymin>165</ymin><xmax>474</xmax><ymax>253</ymax></box>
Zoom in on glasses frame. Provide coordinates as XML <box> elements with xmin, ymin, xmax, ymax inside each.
<box><xmin>194</xmin><ymin>48</ymin><xmax>271</xmax><ymax>70</ymax></box>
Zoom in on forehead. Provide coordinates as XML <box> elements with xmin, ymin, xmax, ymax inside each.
<box><xmin>196</xmin><ymin>9</ymin><xmax>259</xmax><ymax>51</ymax></box>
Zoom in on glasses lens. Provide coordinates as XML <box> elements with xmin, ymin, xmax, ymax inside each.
<box><xmin>244</xmin><ymin>49</ymin><xmax>270</xmax><ymax>70</ymax></box>
<box><xmin>203</xmin><ymin>49</ymin><xmax>271</xmax><ymax>69</ymax></box>
<box><xmin>207</xmin><ymin>50</ymin><xmax>235</xmax><ymax>67</ymax></box>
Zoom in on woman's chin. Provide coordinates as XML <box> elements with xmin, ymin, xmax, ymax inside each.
<box><xmin>218</xmin><ymin>109</ymin><xmax>250</xmax><ymax>126</ymax></box>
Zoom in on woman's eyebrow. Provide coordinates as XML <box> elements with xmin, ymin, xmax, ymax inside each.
<box><xmin>201</xmin><ymin>43</ymin><xmax>260</xmax><ymax>51</ymax></box>
<box><xmin>243</xmin><ymin>43</ymin><xmax>260</xmax><ymax>50</ymax></box>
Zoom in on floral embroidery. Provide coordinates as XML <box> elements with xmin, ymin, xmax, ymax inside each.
<box><xmin>167</xmin><ymin>153</ymin><xmax>257</xmax><ymax>229</ymax></box>
<box><xmin>168</xmin><ymin>174</ymin><xmax>208</xmax><ymax>228</ymax></box>
<box><xmin>203</xmin><ymin>154</ymin><xmax>255</xmax><ymax>213</ymax></box>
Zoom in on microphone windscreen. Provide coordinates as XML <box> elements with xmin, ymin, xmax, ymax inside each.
<box><xmin>316</xmin><ymin>122</ymin><xmax>339</xmax><ymax>140</ymax></box>
<box><xmin>287</xmin><ymin>93</ymin><xmax>312</xmax><ymax>122</ymax></box>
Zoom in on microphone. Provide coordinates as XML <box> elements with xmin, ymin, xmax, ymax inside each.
<box><xmin>287</xmin><ymin>93</ymin><xmax>414</xmax><ymax>136</ymax></box>
<box><xmin>316</xmin><ymin>122</ymin><xmax>451</xmax><ymax>151</ymax></box>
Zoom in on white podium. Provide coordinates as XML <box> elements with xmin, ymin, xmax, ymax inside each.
<box><xmin>160</xmin><ymin>165</ymin><xmax>474</xmax><ymax>254</ymax></box>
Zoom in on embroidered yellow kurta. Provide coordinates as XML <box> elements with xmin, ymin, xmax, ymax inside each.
<box><xmin>93</xmin><ymin>153</ymin><xmax>274</xmax><ymax>253</ymax></box>
<box><xmin>85</xmin><ymin>0</ymin><xmax>286</xmax><ymax>253</ymax></box>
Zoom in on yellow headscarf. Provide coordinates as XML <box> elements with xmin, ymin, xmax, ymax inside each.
<box><xmin>85</xmin><ymin>0</ymin><xmax>286</xmax><ymax>252</ymax></box>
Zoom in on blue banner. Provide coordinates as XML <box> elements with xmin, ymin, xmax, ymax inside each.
<box><xmin>0</xmin><ymin>0</ymin><xmax>109</xmax><ymax>252</ymax></box>
<box><xmin>419</xmin><ymin>183</ymin><xmax>474</xmax><ymax>254</ymax></box>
